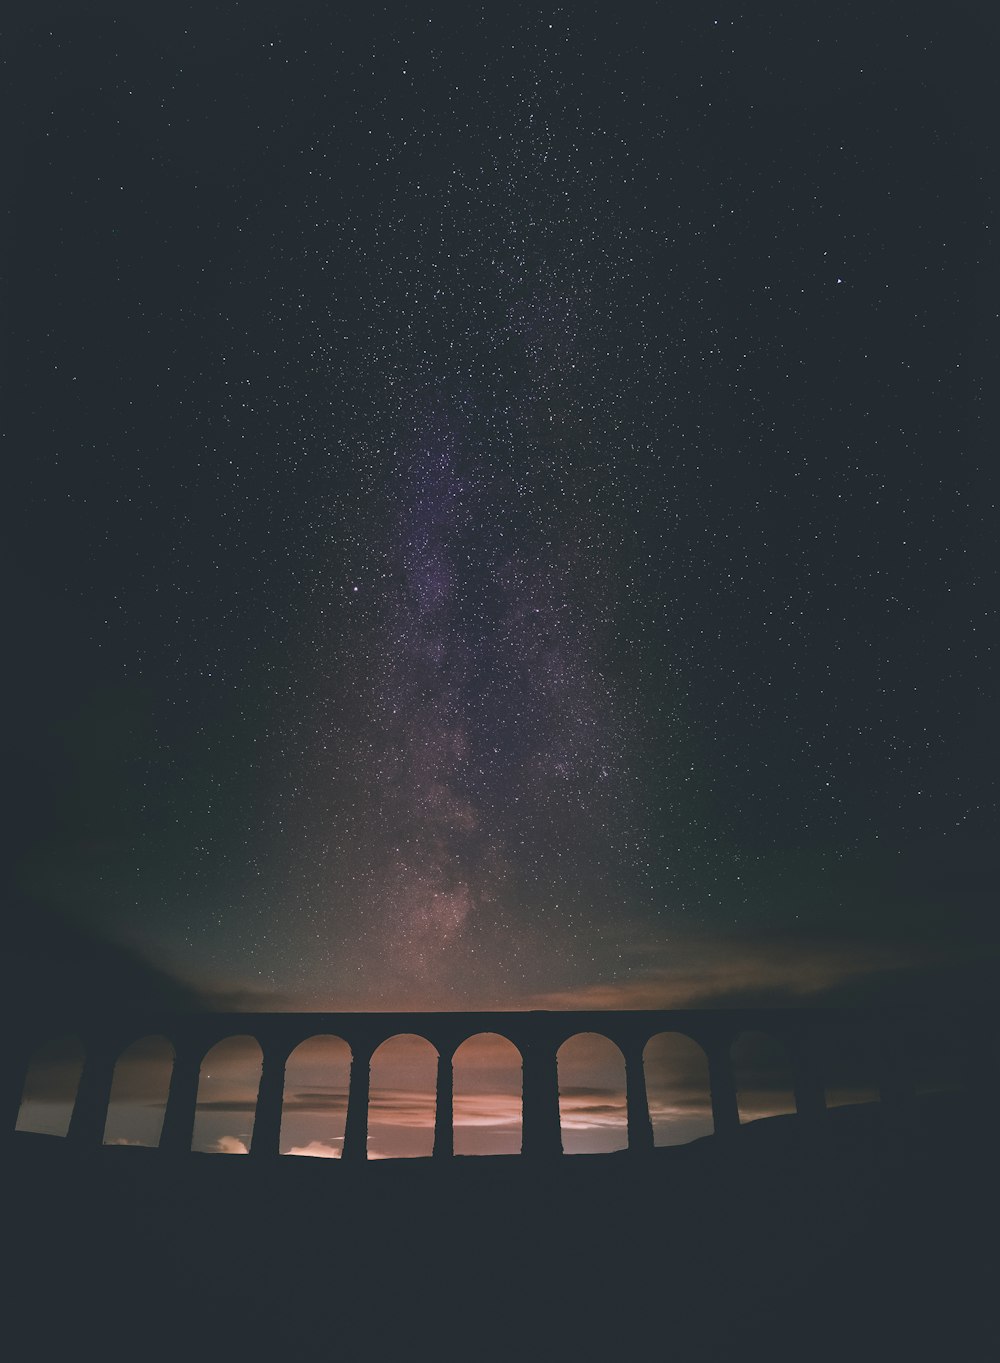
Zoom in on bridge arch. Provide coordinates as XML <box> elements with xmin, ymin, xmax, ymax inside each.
<box><xmin>191</xmin><ymin>1034</ymin><xmax>263</xmax><ymax>1154</ymax></box>
<box><xmin>643</xmin><ymin>1031</ymin><xmax>714</xmax><ymax>1146</ymax></box>
<box><xmin>731</xmin><ymin>1029</ymin><xmax>795</xmax><ymax>1124</ymax></box>
<box><xmin>280</xmin><ymin>1034</ymin><xmax>352</xmax><ymax>1158</ymax></box>
<box><xmin>103</xmin><ymin>1034</ymin><xmax>174</xmax><ymax>1147</ymax></box>
<box><xmin>557</xmin><ymin>1032</ymin><xmax>628</xmax><ymax>1154</ymax></box>
<box><xmin>452</xmin><ymin>1032</ymin><xmax>523</xmax><ymax>1156</ymax></box>
<box><xmin>820</xmin><ymin>1021</ymin><xmax>881</xmax><ymax>1110</ymax></box>
<box><xmin>368</xmin><ymin>1032</ymin><xmax>438</xmax><ymax>1159</ymax></box>
<box><xmin>16</xmin><ymin>1034</ymin><xmax>86</xmax><ymax>1138</ymax></box>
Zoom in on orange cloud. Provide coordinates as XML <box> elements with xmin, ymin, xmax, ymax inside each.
<box><xmin>215</xmin><ymin>1135</ymin><xmax>249</xmax><ymax>1154</ymax></box>
<box><xmin>526</xmin><ymin>934</ymin><xmax>945</xmax><ymax>1011</ymax></box>
<box><xmin>452</xmin><ymin>1093</ymin><xmax>522</xmax><ymax>1129</ymax></box>
<box><xmin>285</xmin><ymin>1140</ymin><xmax>341</xmax><ymax>1158</ymax></box>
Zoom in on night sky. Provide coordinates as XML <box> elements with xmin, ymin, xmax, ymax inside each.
<box><xmin>5</xmin><ymin>2</ymin><xmax>998</xmax><ymax>1023</ymax></box>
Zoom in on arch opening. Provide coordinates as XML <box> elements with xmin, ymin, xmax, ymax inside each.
<box><xmin>16</xmin><ymin>1035</ymin><xmax>86</xmax><ymax>1137</ymax></box>
<box><xmin>368</xmin><ymin>1033</ymin><xmax>438</xmax><ymax>1159</ymax></box>
<box><xmin>557</xmin><ymin>1032</ymin><xmax>627</xmax><ymax>1154</ymax></box>
<box><xmin>191</xmin><ymin>1036</ymin><xmax>263</xmax><ymax>1154</ymax></box>
<box><xmin>821</xmin><ymin>1025</ymin><xmax>881</xmax><ymax>1110</ymax></box>
<box><xmin>452</xmin><ymin>1033</ymin><xmax>523</xmax><ymax>1156</ymax></box>
<box><xmin>280</xmin><ymin>1034</ymin><xmax>352</xmax><ymax>1158</ymax></box>
<box><xmin>103</xmin><ymin>1035</ymin><xmax>175</xmax><ymax>1147</ymax></box>
<box><xmin>731</xmin><ymin>1030</ymin><xmax>795</xmax><ymax>1124</ymax></box>
<box><xmin>643</xmin><ymin>1032</ymin><xmax>713</xmax><ymax>1146</ymax></box>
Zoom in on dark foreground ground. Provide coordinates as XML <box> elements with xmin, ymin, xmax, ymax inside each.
<box><xmin>5</xmin><ymin>1099</ymin><xmax>996</xmax><ymax>1362</ymax></box>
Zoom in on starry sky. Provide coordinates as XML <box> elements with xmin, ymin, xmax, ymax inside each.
<box><xmin>5</xmin><ymin>1</ymin><xmax>998</xmax><ymax>1019</ymax></box>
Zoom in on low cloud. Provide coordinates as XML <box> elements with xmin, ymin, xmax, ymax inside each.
<box><xmin>558</xmin><ymin>1090</ymin><xmax>627</xmax><ymax>1131</ymax></box>
<box><xmin>215</xmin><ymin>1135</ymin><xmax>249</xmax><ymax>1154</ymax></box>
<box><xmin>194</xmin><ymin>1099</ymin><xmax>259</xmax><ymax>1113</ymax></box>
<box><xmin>452</xmin><ymin>1093</ymin><xmax>522</xmax><ymax>1129</ymax></box>
<box><xmin>367</xmin><ymin>1091</ymin><xmax>437</xmax><ymax>1128</ymax></box>
<box><xmin>526</xmin><ymin>932</ymin><xmax>986</xmax><ymax>1012</ymax></box>
<box><xmin>285</xmin><ymin>1140</ymin><xmax>342</xmax><ymax>1158</ymax></box>
<box><xmin>200</xmin><ymin>985</ymin><xmax>299</xmax><ymax>1011</ymax></box>
<box><xmin>648</xmin><ymin>1095</ymin><xmax>713</xmax><ymax>1119</ymax></box>
<box><xmin>284</xmin><ymin>1090</ymin><xmax>348</xmax><ymax>1113</ymax></box>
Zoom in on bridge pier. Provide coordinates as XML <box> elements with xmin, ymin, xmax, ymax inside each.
<box><xmin>342</xmin><ymin>1046</ymin><xmax>372</xmax><ymax>1162</ymax></box>
<box><xmin>877</xmin><ymin>1030</ymin><xmax>918</xmax><ymax>1120</ymax></box>
<box><xmin>624</xmin><ymin>1044</ymin><xmax>654</xmax><ymax>1153</ymax></box>
<box><xmin>707</xmin><ymin>1039</ymin><xmax>741</xmax><ymax>1138</ymax></box>
<box><xmin>250</xmin><ymin>1044</ymin><xmax>288</xmax><ymax>1158</ymax></box>
<box><xmin>521</xmin><ymin>1038</ymin><xmax>563</xmax><ymax>1157</ymax></box>
<box><xmin>959</xmin><ymin>1020</ymin><xmax>1000</xmax><ymax>1139</ymax></box>
<box><xmin>791</xmin><ymin>1034</ymin><xmax>827</xmax><ymax>1129</ymax></box>
<box><xmin>66</xmin><ymin>1041</ymin><xmax>118</xmax><ymax>1147</ymax></box>
<box><xmin>2</xmin><ymin>1043</ymin><xmax>32</xmax><ymax>1134</ymax></box>
<box><xmin>160</xmin><ymin>1045</ymin><xmax>204</xmax><ymax>1154</ymax></box>
<box><xmin>433</xmin><ymin>1049</ymin><xmax>454</xmax><ymax>1158</ymax></box>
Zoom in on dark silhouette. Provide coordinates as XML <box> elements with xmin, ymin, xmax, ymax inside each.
<box><xmin>3</xmin><ymin>1006</ymin><xmax>997</xmax><ymax>1361</ymax></box>
<box><xmin>6</xmin><ymin>1005</ymin><xmax>980</xmax><ymax>1154</ymax></box>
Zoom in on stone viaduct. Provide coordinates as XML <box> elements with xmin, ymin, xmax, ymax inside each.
<box><xmin>4</xmin><ymin>1006</ymin><xmax>992</xmax><ymax>1159</ymax></box>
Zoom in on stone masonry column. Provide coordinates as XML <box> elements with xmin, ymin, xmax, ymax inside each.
<box><xmin>160</xmin><ymin>1044</ymin><xmax>204</xmax><ymax>1154</ymax></box>
<box><xmin>250</xmin><ymin>1042</ymin><xmax>288</xmax><ymax>1158</ymax></box>
<box><xmin>706</xmin><ymin>1038</ymin><xmax>741</xmax><ymax>1138</ymax></box>
<box><xmin>66</xmin><ymin>1040</ymin><xmax>119</xmax><ymax>1147</ymax></box>
<box><xmin>877</xmin><ymin>1026</ymin><xmax>918</xmax><ymax>1135</ymax></box>
<box><xmin>790</xmin><ymin>1032</ymin><xmax>827</xmax><ymax>1128</ymax></box>
<box><xmin>521</xmin><ymin>1037</ymin><xmax>563</xmax><ymax>1157</ymax></box>
<box><xmin>342</xmin><ymin>1044</ymin><xmax>372</xmax><ymax>1162</ymax></box>
<box><xmin>958</xmin><ymin>1019</ymin><xmax>1000</xmax><ymax>1140</ymax></box>
<box><xmin>624</xmin><ymin>1043</ymin><xmax>655</xmax><ymax>1153</ymax></box>
<box><xmin>2</xmin><ymin>1041</ymin><xmax>32</xmax><ymax>1134</ymax></box>
<box><xmin>433</xmin><ymin>1047</ymin><xmax>454</xmax><ymax>1158</ymax></box>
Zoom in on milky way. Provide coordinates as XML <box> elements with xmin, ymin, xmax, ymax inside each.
<box><xmin>286</xmin><ymin>121</ymin><xmax>653</xmax><ymax>1001</ymax></box>
<box><xmin>7</xmin><ymin>7</ymin><xmax>996</xmax><ymax>1013</ymax></box>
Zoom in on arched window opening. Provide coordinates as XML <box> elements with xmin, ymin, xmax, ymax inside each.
<box><xmin>103</xmin><ymin>1035</ymin><xmax>174</xmax><ymax>1147</ymax></box>
<box><xmin>822</xmin><ymin>1026</ymin><xmax>881</xmax><ymax>1110</ymax></box>
<box><xmin>643</xmin><ymin>1032</ymin><xmax>713</xmax><ymax>1146</ymax></box>
<box><xmin>368</xmin><ymin>1034</ymin><xmax>437</xmax><ymax>1159</ymax></box>
<box><xmin>280</xmin><ymin>1035</ymin><xmax>352</xmax><ymax>1158</ymax></box>
<box><xmin>452</xmin><ymin>1033</ymin><xmax>522</xmax><ymax>1156</ymax></box>
<box><xmin>731</xmin><ymin>1031</ymin><xmax>795</xmax><ymax>1124</ymax></box>
<box><xmin>190</xmin><ymin>1036</ymin><xmax>263</xmax><ymax>1154</ymax></box>
<box><xmin>557</xmin><ymin>1033</ymin><xmax>627</xmax><ymax>1154</ymax></box>
<box><xmin>15</xmin><ymin>1035</ymin><xmax>86</xmax><ymax>1137</ymax></box>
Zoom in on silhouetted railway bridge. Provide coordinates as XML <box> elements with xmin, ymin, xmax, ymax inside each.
<box><xmin>4</xmin><ymin>1006</ymin><xmax>991</xmax><ymax>1158</ymax></box>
